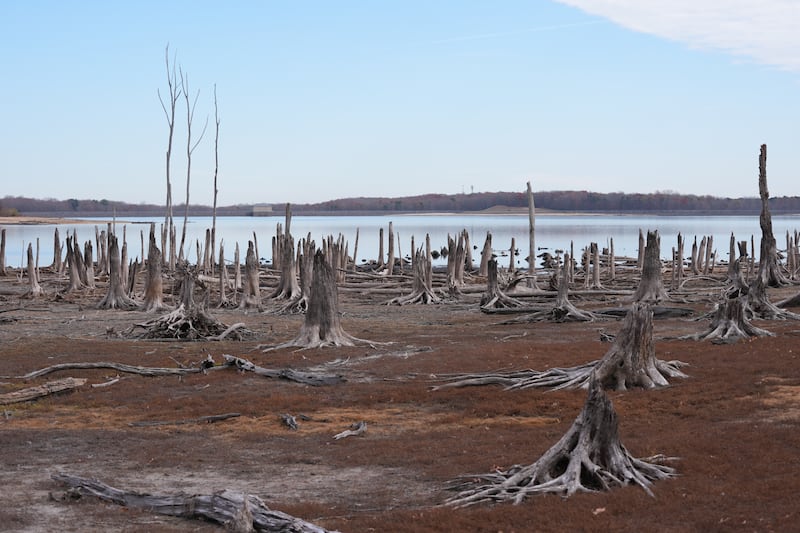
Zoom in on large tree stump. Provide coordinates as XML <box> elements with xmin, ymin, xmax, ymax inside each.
<box><xmin>270</xmin><ymin>232</ymin><xmax>301</xmax><ymax>301</ymax></box>
<box><xmin>632</xmin><ymin>230</ymin><xmax>669</xmax><ymax>303</ymax></box>
<box><xmin>687</xmin><ymin>292</ymin><xmax>772</xmax><ymax>343</ymax></box>
<box><xmin>446</xmin><ymin>376</ymin><xmax>676</xmax><ymax>507</ymax></box>
<box><xmin>388</xmin><ymin>241</ymin><xmax>440</xmax><ymax>305</ymax></box>
<box><xmin>142</xmin><ymin>224</ymin><xmax>168</xmax><ymax>312</ymax></box>
<box><xmin>97</xmin><ymin>235</ymin><xmax>136</xmax><ymax>309</ymax></box>
<box><xmin>479</xmin><ymin>259</ymin><xmax>523</xmax><ymax>310</ymax></box>
<box><xmin>267</xmin><ymin>249</ymin><xmax>372</xmax><ymax>349</ymax></box>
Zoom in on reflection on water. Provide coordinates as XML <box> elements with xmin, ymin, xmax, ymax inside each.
<box><xmin>2</xmin><ymin>214</ymin><xmax>799</xmax><ymax>269</ymax></box>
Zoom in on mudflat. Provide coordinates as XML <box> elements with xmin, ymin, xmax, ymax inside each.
<box><xmin>1</xmin><ymin>266</ymin><xmax>799</xmax><ymax>532</ymax></box>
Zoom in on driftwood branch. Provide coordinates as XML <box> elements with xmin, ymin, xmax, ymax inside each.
<box><xmin>51</xmin><ymin>473</ymin><xmax>336</xmax><ymax>532</ymax></box>
<box><xmin>0</xmin><ymin>377</ymin><xmax>87</xmax><ymax>405</ymax></box>
<box><xmin>129</xmin><ymin>412</ymin><xmax>241</xmax><ymax>427</ymax></box>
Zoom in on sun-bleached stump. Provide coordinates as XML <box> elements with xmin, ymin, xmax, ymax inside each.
<box><xmin>266</xmin><ymin>249</ymin><xmax>373</xmax><ymax>350</ymax></box>
<box><xmin>445</xmin><ymin>376</ymin><xmax>676</xmax><ymax>507</ymax></box>
<box><xmin>97</xmin><ymin>235</ymin><xmax>136</xmax><ymax>310</ymax></box>
<box><xmin>480</xmin><ymin>259</ymin><xmax>523</xmax><ymax>310</ymax></box>
<box><xmin>389</xmin><ymin>246</ymin><xmax>441</xmax><ymax>305</ymax></box>
<box><xmin>270</xmin><ymin>233</ymin><xmax>301</xmax><ymax>301</ymax></box>
<box><xmin>686</xmin><ymin>293</ymin><xmax>772</xmax><ymax>343</ymax></box>
<box><xmin>632</xmin><ymin>230</ymin><xmax>669</xmax><ymax>303</ymax></box>
<box><xmin>756</xmin><ymin>144</ymin><xmax>789</xmax><ymax>288</ymax></box>
<box><xmin>271</xmin><ymin>237</ymin><xmax>314</xmax><ymax>315</ymax></box>
<box><xmin>22</xmin><ymin>243</ymin><xmax>44</xmax><ymax>298</ymax></box>
<box><xmin>435</xmin><ymin>303</ymin><xmax>686</xmax><ymax>391</ymax></box>
<box><xmin>142</xmin><ymin>224</ymin><xmax>168</xmax><ymax>312</ymax></box>
<box><xmin>239</xmin><ymin>240</ymin><xmax>262</xmax><ymax>310</ymax></box>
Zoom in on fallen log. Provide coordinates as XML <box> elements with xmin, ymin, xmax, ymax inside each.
<box><xmin>129</xmin><ymin>412</ymin><xmax>241</xmax><ymax>427</ymax></box>
<box><xmin>0</xmin><ymin>377</ymin><xmax>87</xmax><ymax>405</ymax></box>
<box><xmin>51</xmin><ymin>473</ymin><xmax>336</xmax><ymax>532</ymax></box>
<box><xmin>221</xmin><ymin>354</ymin><xmax>345</xmax><ymax>386</ymax></box>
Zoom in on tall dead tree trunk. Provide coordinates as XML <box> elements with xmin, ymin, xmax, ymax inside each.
<box><xmin>756</xmin><ymin>144</ymin><xmax>788</xmax><ymax>287</ymax></box>
<box><xmin>97</xmin><ymin>234</ymin><xmax>137</xmax><ymax>310</ymax></box>
<box><xmin>83</xmin><ymin>241</ymin><xmax>95</xmax><ymax>289</ymax></box>
<box><xmin>159</xmin><ymin>46</ymin><xmax>181</xmax><ymax>269</ymax></box>
<box><xmin>0</xmin><ymin>228</ymin><xmax>6</xmax><ymax>275</ymax></box>
<box><xmin>479</xmin><ymin>232</ymin><xmax>492</xmax><ymax>277</ymax></box>
<box><xmin>526</xmin><ymin>181</ymin><xmax>538</xmax><ymax>289</ymax></box>
<box><xmin>446</xmin><ymin>232</ymin><xmax>467</xmax><ymax>297</ymax></box>
<box><xmin>384</xmin><ymin>222</ymin><xmax>395</xmax><ymax>276</ymax></box>
<box><xmin>632</xmin><ymin>230</ymin><xmax>669</xmax><ymax>303</ymax></box>
<box><xmin>51</xmin><ymin>228</ymin><xmax>63</xmax><ymax>273</ymax></box>
<box><xmin>210</xmin><ymin>84</ymin><xmax>220</xmax><ymax>275</ymax></box>
<box><xmin>446</xmin><ymin>376</ymin><xmax>676</xmax><ymax>507</ymax></box>
<box><xmin>142</xmin><ymin>224</ymin><xmax>167</xmax><ymax>312</ymax></box>
<box><xmin>64</xmin><ymin>236</ymin><xmax>84</xmax><ymax>292</ymax></box>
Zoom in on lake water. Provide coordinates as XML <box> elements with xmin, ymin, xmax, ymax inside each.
<box><xmin>2</xmin><ymin>214</ymin><xmax>800</xmax><ymax>269</ymax></box>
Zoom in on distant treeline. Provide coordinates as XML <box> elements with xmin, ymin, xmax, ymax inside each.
<box><xmin>3</xmin><ymin>190</ymin><xmax>800</xmax><ymax>218</ymax></box>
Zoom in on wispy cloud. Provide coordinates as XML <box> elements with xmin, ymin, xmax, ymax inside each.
<box><xmin>432</xmin><ymin>20</ymin><xmax>604</xmax><ymax>45</ymax></box>
<box><xmin>556</xmin><ymin>0</ymin><xmax>800</xmax><ymax>72</ymax></box>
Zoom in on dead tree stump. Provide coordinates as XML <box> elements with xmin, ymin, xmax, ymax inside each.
<box><xmin>446</xmin><ymin>376</ymin><xmax>676</xmax><ymax>507</ymax></box>
<box><xmin>239</xmin><ymin>240</ymin><xmax>262</xmax><ymax>310</ymax></box>
<box><xmin>388</xmin><ymin>245</ymin><xmax>441</xmax><ymax>305</ymax></box>
<box><xmin>632</xmin><ymin>230</ymin><xmax>669</xmax><ymax>303</ymax></box>
<box><xmin>267</xmin><ymin>249</ymin><xmax>372</xmax><ymax>349</ymax></box>
<box><xmin>480</xmin><ymin>259</ymin><xmax>523</xmax><ymax>310</ymax></box>
<box><xmin>142</xmin><ymin>224</ymin><xmax>168</xmax><ymax>312</ymax></box>
<box><xmin>97</xmin><ymin>235</ymin><xmax>136</xmax><ymax>310</ymax></box>
<box><xmin>756</xmin><ymin>144</ymin><xmax>789</xmax><ymax>288</ymax></box>
<box><xmin>687</xmin><ymin>291</ymin><xmax>772</xmax><ymax>343</ymax></box>
<box><xmin>22</xmin><ymin>243</ymin><xmax>43</xmax><ymax>298</ymax></box>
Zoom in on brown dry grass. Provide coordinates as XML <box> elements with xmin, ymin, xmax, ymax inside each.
<box><xmin>2</xmin><ymin>266</ymin><xmax>800</xmax><ymax>532</ymax></box>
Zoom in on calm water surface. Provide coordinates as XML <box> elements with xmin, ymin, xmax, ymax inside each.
<box><xmin>3</xmin><ymin>214</ymin><xmax>800</xmax><ymax>268</ymax></box>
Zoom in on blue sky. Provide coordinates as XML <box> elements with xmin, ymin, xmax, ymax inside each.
<box><xmin>2</xmin><ymin>1</ymin><xmax>798</xmax><ymax>206</ymax></box>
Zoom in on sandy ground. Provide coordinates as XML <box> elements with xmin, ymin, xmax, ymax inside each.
<box><xmin>1</xmin><ymin>262</ymin><xmax>800</xmax><ymax>532</ymax></box>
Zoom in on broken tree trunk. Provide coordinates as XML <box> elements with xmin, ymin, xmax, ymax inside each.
<box><xmin>388</xmin><ymin>244</ymin><xmax>441</xmax><ymax>305</ymax></box>
<box><xmin>632</xmin><ymin>230</ymin><xmax>669</xmax><ymax>303</ymax></box>
<box><xmin>445</xmin><ymin>376</ymin><xmax>676</xmax><ymax>507</ymax></box>
<box><xmin>478</xmin><ymin>232</ymin><xmax>492</xmax><ymax>277</ymax></box>
<box><xmin>267</xmin><ymin>249</ymin><xmax>373</xmax><ymax>349</ymax></box>
<box><xmin>0</xmin><ymin>377</ymin><xmax>87</xmax><ymax>405</ymax></box>
<box><xmin>23</xmin><ymin>242</ymin><xmax>44</xmax><ymax>298</ymax></box>
<box><xmin>519</xmin><ymin>253</ymin><xmax>596</xmax><ymax>322</ymax></box>
<box><xmin>756</xmin><ymin>144</ymin><xmax>789</xmax><ymax>287</ymax></box>
<box><xmin>51</xmin><ymin>473</ymin><xmax>335</xmax><ymax>533</ymax></box>
<box><xmin>239</xmin><ymin>240</ymin><xmax>262</xmax><ymax>310</ymax></box>
<box><xmin>0</xmin><ymin>228</ymin><xmax>6</xmax><ymax>275</ymax></box>
<box><xmin>686</xmin><ymin>290</ymin><xmax>772</xmax><ymax>343</ymax></box>
<box><xmin>526</xmin><ymin>180</ymin><xmax>538</xmax><ymax>289</ymax></box>
<box><xmin>97</xmin><ymin>234</ymin><xmax>137</xmax><ymax>309</ymax></box>
<box><xmin>142</xmin><ymin>224</ymin><xmax>168</xmax><ymax>312</ymax></box>
<box><xmin>64</xmin><ymin>236</ymin><xmax>84</xmax><ymax>292</ymax></box>
<box><xmin>479</xmin><ymin>259</ymin><xmax>523</xmax><ymax>310</ymax></box>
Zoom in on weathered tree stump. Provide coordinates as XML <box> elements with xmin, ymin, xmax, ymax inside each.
<box><xmin>267</xmin><ymin>249</ymin><xmax>373</xmax><ymax>349</ymax></box>
<box><xmin>239</xmin><ymin>240</ymin><xmax>262</xmax><ymax>310</ymax></box>
<box><xmin>686</xmin><ymin>291</ymin><xmax>772</xmax><ymax>343</ymax></box>
<box><xmin>388</xmin><ymin>243</ymin><xmax>441</xmax><ymax>305</ymax></box>
<box><xmin>97</xmin><ymin>235</ymin><xmax>136</xmax><ymax>310</ymax></box>
<box><xmin>632</xmin><ymin>230</ymin><xmax>669</xmax><ymax>303</ymax></box>
<box><xmin>755</xmin><ymin>144</ymin><xmax>789</xmax><ymax>288</ymax></box>
<box><xmin>445</xmin><ymin>376</ymin><xmax>676</xmax><ymax>507</ymax></box>
<box><xmin>142</xmin><ymin>224</ymin><xmax>168</xmax><ymax>312</ymax></box>
<box><xmin>479</xmin><ymin>259</ymin><xmax>523</xmax><ymax>310</ymax></box>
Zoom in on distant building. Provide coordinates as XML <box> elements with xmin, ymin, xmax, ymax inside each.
<box><xmin>252</xmin><ymin>205</ymin><xmax>273</xmax><ymax>216</ymax></box>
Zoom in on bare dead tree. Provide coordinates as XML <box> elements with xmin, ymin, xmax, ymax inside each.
<box><xmin>158</xmin><ymin>45</ymin><xmax>180</xmax><ymax>269</ymax></box>
<box><xmin>97</xmin><ymin>234</ymin><xmax>137</xmax><ymax>310</ymax></box>
<box><xmin>0</xmin><ymin>228</ymin><xmax>6</xmax><ymax>275</ymax></box>
<box><xmin>526</xmin><ymin>180</ymin><xmax>538</xmax><ymax>288</ymax></box>
<box><xmin>51</xmin><ymin>228</ymin><xmax>63</xmax><ymax>273</ymax></box>
<box><xmin>83</xmin><ymin>240</ymin><xmax>95</xmax><ymax>289</ymax></box>
<box><xmin>632</xmin><ymin>230</ymin><xmax>669</xmax><ymax>303</ymax></box>
<box><xmin>210</xmin><ymin>84</ymin><xmax>220</xmax><ymax>275</ymax></box>
<box><xmin>445</xmin><ymin>376</ymin><xmax>676</xmax><ymax>507</ymax></box>
<box><xmin>63</xmin><ymin>235</ymin><xmax>84</xmax><ymax>292</ymax></box>
<box><xmin>177</xmin><ymin>68</ymin><xmax>209</xmax><ymax>261</ymax></box>
<box><xmin>445</xmin><ymin>232</ymin><xmax>467</xmax><ymax>297</ymax></box>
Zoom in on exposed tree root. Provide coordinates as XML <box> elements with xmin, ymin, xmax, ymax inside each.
<box><xmin>445</xmin><ymin>377</ymin><xmax>677</xmax><ymax>507</ymax></box>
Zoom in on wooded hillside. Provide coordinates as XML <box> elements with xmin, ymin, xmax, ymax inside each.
<box><xmin>3</xmin><ymin>190</ymin><xmax>800</xmax><ymax>218</ymax></box>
